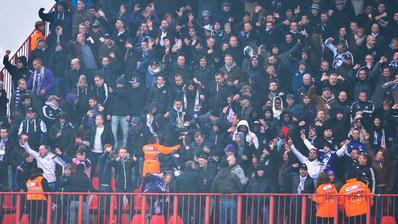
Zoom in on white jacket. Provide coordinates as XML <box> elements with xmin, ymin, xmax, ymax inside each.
<box><xmin>290</xmin><ymin>144</ymin><xmax>325</xmax><ymax>180</ymax></box>
<box><xmin>23</xmin><ymin>143</ymin><xmax>65</xmax><ymax>183</ymax></box>
<box><xmin>232</xmin><ymin>120</ymin><xmax>259</xmax><ymax>149</ymax></box>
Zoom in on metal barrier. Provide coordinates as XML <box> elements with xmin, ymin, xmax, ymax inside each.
<box><xmin>0</xmin><ymin>6</ymin><xmax>54</xmax><ymax>116</ymax></box>
<box><xmin>0</xmin><ymin>192</ymin><xmax>397</xmax><ymax>224</ymax></box>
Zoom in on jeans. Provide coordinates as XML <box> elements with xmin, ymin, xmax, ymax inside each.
<box><xmin>220</xmin><ymin>198</ymin><xmax>237</xmax><ymax>224</ymax></box>
<box><xmin>98</xmin><ymin>185</ymin><xmax>112</xmax><ymax>222</ymax></box>
<box><xmin>345</xmin><ymin>214</ymin><xmax>366</xmax><ymax>223</ymax></box>
<box><xmin>132</xmin><ymin>157</ymin><xmax>144</xmax><ymax>188</ymax></box>
<box><xmin>111</xmin><ymin>115</ymin><xmax>129</xmax><ymax>149</ymax></box>
<box><xmin>69</xmin><ymin>200</ymin><xmax>88</xmax><ymax>224</ymax></box>
<box><xmin>48</xmin><ymin>182</ymin><xmax>57</xmax><ymax>192</ymax></box>
<box><xmin>27</xmin><ymin>200</ymin><xmax>47</xmax><ymax>224</ymax></box>
<box><xmin>7</xmin><ymin>165</ymin><xmax>14</xmax><ymax>191</ymax></box>
<box><xmin>89</xmin><ymin>151</ymin><xmax>102</xmax><ymax>177</ymax></box>
<box><xmin>375</xmin><ymin>186</ymin><xmax>385</xmax><ymax>223</ymax></box>
<box><xmin>145</xmin><ymin>73</ymin><xmax>155</xmax><ymax>89</ymax></box>
<box><xmin>249</xmin><ymin>205</ymin><xmax>269</xmax><ymax>224</ymax></box>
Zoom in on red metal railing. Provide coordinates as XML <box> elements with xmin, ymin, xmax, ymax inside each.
<box><xmin>0</xmin><ymin>192</ymin><xmax>397</xmax><ymax>224</ymax></box>
<box><xmin>0</xmin><ymin>6</ymin><xmax>54</xmax><ymax>115</ymax></box>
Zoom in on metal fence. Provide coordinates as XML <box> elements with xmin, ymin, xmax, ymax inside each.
<box><xmin>0</xmin><ymin>192</ymin><xmax>397</xmax><ymax>224</ymax></box>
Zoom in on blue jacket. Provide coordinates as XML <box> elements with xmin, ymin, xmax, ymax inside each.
<box><xmin>27</xmin><ymin>67</ymin><xmax>56</xmax><ymax>96</ymax></box>
<box><xmin>347</xmin><ymin>139</ymin><xmax>366</xmax><ymax>154</ymax></box>
<box><xmin>39</xmin><ymin>8</ymin><xmax>72</xmax><ymax>40</ymax></box>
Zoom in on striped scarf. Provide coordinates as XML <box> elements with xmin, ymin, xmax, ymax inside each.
<box><xmin>32</xmin><ymin>69</ymin><xmax>44</xmax><ymax>96</ymax></box>
<box><xmin>14</xmin><ymin>88</ymin><xmax>22</xmax><ymax>108</ymax></box>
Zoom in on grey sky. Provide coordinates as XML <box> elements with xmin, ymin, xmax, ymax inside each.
<box><xmin>0</xmin><ymin>0</ymin><xmax>54</xmax><ymax>55</ymax></box>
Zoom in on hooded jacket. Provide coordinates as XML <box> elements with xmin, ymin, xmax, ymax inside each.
<box><xmin>233</xmin><ymin>120</ymin><xmax>259</xmax><ymax>149</ymax></box>
<box><xmin>272</xmin><ymin>96</ymin><xmax>284</xmax><ymax>120</ymax></box>
<box><xmin>211</xmin><ymin>167</ymin><xmax>243</xmax><ymax>193</ymax></box>
<box><xmin>42</xmin><ymin>101</ymin><xmax>62</xmax><ymax>126</ymax></box>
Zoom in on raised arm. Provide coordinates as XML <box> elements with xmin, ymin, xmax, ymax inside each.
<box><xmin>290</xmin><ymin>144</ymin><xmax>307</xmax><ymax>163</ymax></box>
<box><xmin>382</xmin><ymin>81</ymin><xmax>396</xmax><ymax>89</ymax></box>
<box><xmin>324</xmin><ymin>38</ymin><xmax>337</xmax><ymax>55</ymax></box>
<box><xmin>301</xmin><ymin>133</ymin><xmax>316</xmax><ymax>151</ymax></box>
<box><xmin>336</xmin><ymin>142</ymin><xmax>349</xmax><ymax>157</ymax></box>
<box><xmin>22</xmin><ymin>142</ymin><xmax>39</xmax><ymax>159</ymax></box>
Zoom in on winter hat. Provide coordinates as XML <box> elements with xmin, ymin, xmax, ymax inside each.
<box><xmin>64</xmin><ymin>164</ymin><xmax>73</xmax><ymax>171</ymax></box>
<box><xmin>65</xmin><ymin>92</ymin><xmax>77</xmax><ymax>105</ymax></box>
<box><xmin>197</xmin><ymin>153</ymin><xmax>209</xmax><ymax>160</ymax></box>
<box><xmin>224</xmin><ymin>144</ymin><xmax>236</xmax><ymax>153</ymax></box>
<box><xmin>311</xmin><ymin>4</ymin><xmax>320</xmax><ymax>10</ymax></box>
<box><xmin>116</xmin><ymin>76</ymin><xmax>127</xmax><ymax>85</ymax></box>
<box><xmin>201</xmin><ymin>10</ymin><xmax>211</xmax><ymax>17</ymax></box>
<box><xmin>76</xmin><ymin>164</ymin><xmax>85</xmax><ymax>173</ymax></box>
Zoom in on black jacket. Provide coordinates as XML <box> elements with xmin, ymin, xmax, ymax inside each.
<box><xmin>175</xmin><ymin>168</ymin><xmax>204</xmax><ymax>193</ymax></box>
<box><xmin>111</xmin><ymin>157</ymin><xmax>135</xmax><ymax>191</ymax></box>
<box><xmin>89</xmin><ymin>125</ymin><xmax>114</xmax><ymax>151</ymax></box>
<box><xmin>65</xmin><ymin>171</ymin><xmax>96</xmax><ymax>199</ymax></box>
<box><xmin>127</xmin><ymin>85</ymin><xmax>148</xmax><ymax>117</ymax></box>
<box><xmin>127</xmin><ymin>118</ymin><xmax>151</xmax><ymax>157</ymax></box>
<box><xmin>246</xmin><ymin>175</ymin><xmax>273</xmax><ymax>193</ymax></box>
<box><xmin>3</xmin><ymin>137</ymin><xmax>16</xmax><ymax>166</ymax></box>
<box><xmin>48</xmin><ymin>121</ymin><xmax>76</xmax><ymax>155</ymax></box>
<box><xmin>198</xmin><ymin>163</ymin><xmax>219</xmax><ymax>192</ymax></box>
<box><xmin>355</xmin><ymin>164</ymin><xmax>376</xmax><ymax>193</ymax></box>
<box><xmin>93</xmin><ymin>83</ymin><xmax>110</xmax><ymax>109</ymax></box>
<box><xmin>98</xmin><ymin>151</ymin><xmax>112</xmax><ymax>186</ymax></box>
<box><xmin>147</xmin><ymin>85</ymin><xmax>172</xmax><ymax>113</ymax></box>
<box><xmin>206</xmin><ymin>82</ymin><xmax>234</xmax><ymax>111</ymax></box>
<box><xmin>291</xmin><ymin>174</ymin><xmax>315</xmax><ymax>194</ymax></box>
<box><xmin>0</xmin><ymin>89</ymin><xmax>9</xmax><ymax>116</ymax></box>
<box><xmin>211</xmin><ymin>168</ymin><xmax>243</xmax><ymax>193</ymax></box>
<box><xmin>15</xmin><ymin>161</ymin><xmax>35</xmax><ymax>191</ymax></box>
<box><xmin>3</xmin><ymin>55</ymin><xmax>30</xmax><ymax>89</ymax></box>
<box><xmin>109</xmin><ymin>87</ymin><xmax>130</xmax><ymax>116</ymax></box>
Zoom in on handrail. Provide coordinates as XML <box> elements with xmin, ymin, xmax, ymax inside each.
<box><xmin>0</xmin><ymin>192</ymin><xmax>393</xmax><ymax>196</ymax></box>
<box><xmin>0</xmin><ymin>5</ymin><xmax>55</xmax><ymax>116</ymax></box>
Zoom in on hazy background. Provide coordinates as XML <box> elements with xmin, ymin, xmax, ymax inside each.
<box><xmin>0</xmin><ymin>0</ymin><xmax>54</xmax><ymax>55</ymax></box>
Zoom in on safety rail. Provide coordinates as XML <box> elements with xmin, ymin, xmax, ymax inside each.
<box><xmin>0</xmin><ymin>192</ymin><xmax>396</xmax><ymax>224</ymax></box>
<box><xmin>0</xmin><ymin>5</ymin><xmax>54</xmax><ymax>115</ymax></box>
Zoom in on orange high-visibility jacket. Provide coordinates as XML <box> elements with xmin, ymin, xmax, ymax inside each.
<box><xmin>30</xmin><ymin>30</ymin><xmax>46</xmax><ymax>51</ymax></box>
<box><xmin>338</xmin><ymin>178</ymin><xmax>373</xmax><ymax>217</ymax></box>
<box><xmin>312</xmin><ymin>183</ymin><xmax>338</xmax><ymax>218</ymax></box>
<box><xmin>26</xmin><ymin>176</ymin><xmax>47</xmax><ymax>201</ymax></box>
<box><xmin>142</xmin><ymin>144</ymin><xmax>180</xmax><ymax>176</ymax></box>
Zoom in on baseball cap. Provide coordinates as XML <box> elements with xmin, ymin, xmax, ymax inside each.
<box><xmin>47</xmin><ymin>95</ymin><xmax>60</xmax><ymax>101</ymax></box>
<box><xmin>26</xmin><ymin>107</ymin><xmax>36</xmax><ymax>113</ymax></box>
<box><xmin>299</xmin><ymin>163</ymin><xmax>308</xmax><ymax>170</ymax></box>
<box><xmin>129</xmin><ymin>76</ymin><xmax>141</xmax><ymax>84</ymax></box>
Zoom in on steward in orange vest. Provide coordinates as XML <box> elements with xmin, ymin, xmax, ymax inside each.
<box><xmin>312</xmin><ymin>172</ymin><xmax>338</xmax><ymax>222</ymax></box>
<box><xmin>26</xmin><ymin>168</ymin><xmax>48</xmax><ymax>201</ymax></box>
<box><xmin>142</xmin><ymin>136</ymin><xmax>180</xmax><ymax>176</ymax></box>
<box><xmin>26</xmin><ymin>168</ymin><xmax>50</xmax><ymax>224</ymax></box>
<box><xmin>339</xmin><ymin>170</ymin><xmax>373</xmax><ymax>223</ymax></box>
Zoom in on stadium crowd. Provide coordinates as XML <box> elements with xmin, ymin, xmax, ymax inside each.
<box><xmin>1</xmin><ymin>0</ymin><xmax>398</xmax><ymax>223</ymax></box>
